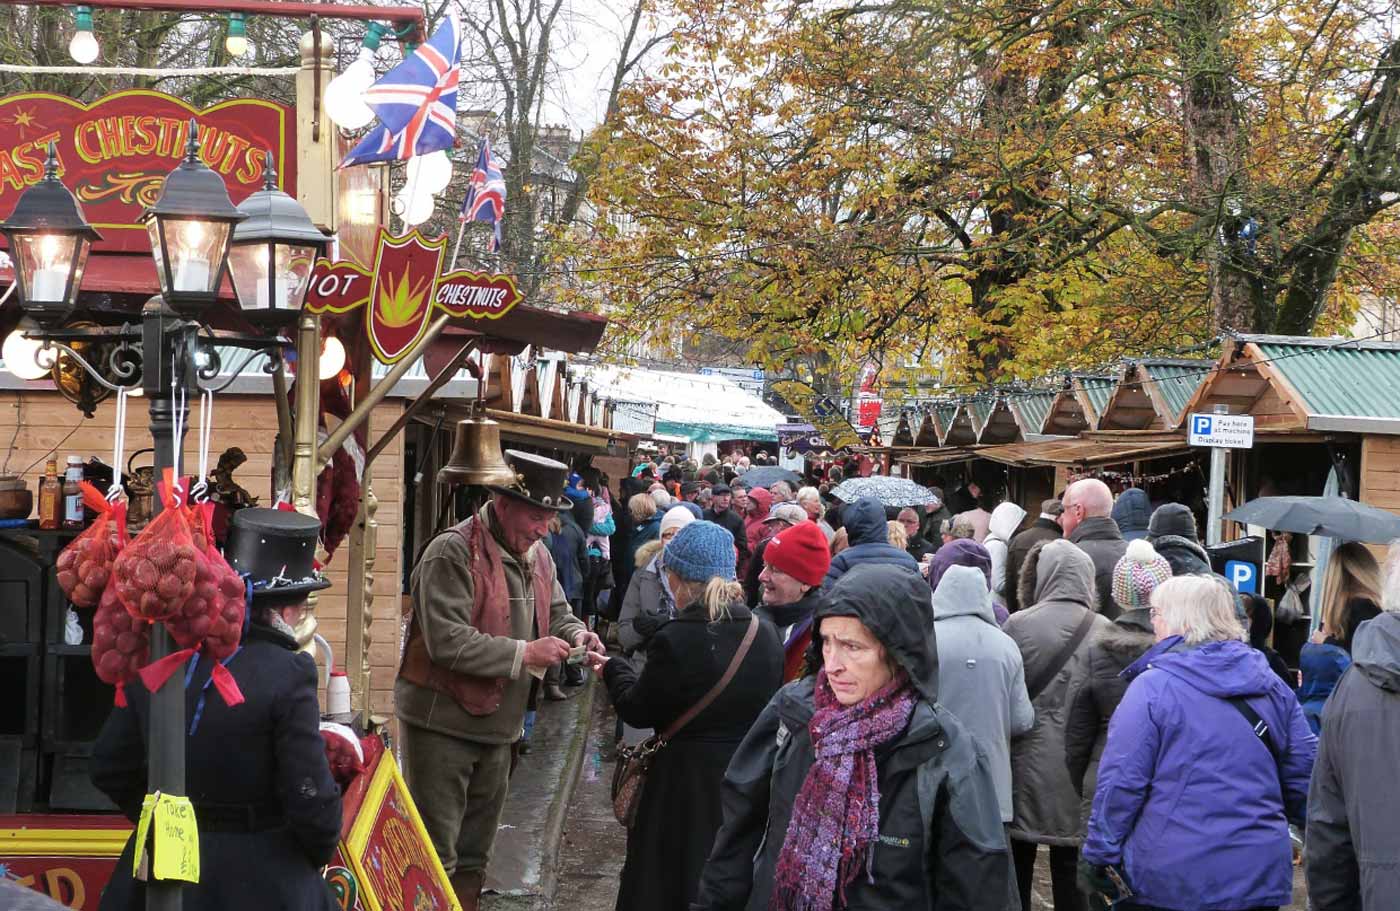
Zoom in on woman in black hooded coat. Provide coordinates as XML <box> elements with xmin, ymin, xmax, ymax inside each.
<box><xmin>693</xmin><ymin>563</ymin><xmax>1013</xmax><ymax>911</ymax></box>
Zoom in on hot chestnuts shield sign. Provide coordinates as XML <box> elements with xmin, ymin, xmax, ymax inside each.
<box><xmin>306</xmin><ymin>228</ymin><xmax>522</xmax><ymax>364</ymax></box>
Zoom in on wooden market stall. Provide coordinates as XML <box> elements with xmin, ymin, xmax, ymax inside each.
<box><xmin>1097</xmin><ymin>359</ymin><xmax>1211</xmax><ymax>431</ymax></box>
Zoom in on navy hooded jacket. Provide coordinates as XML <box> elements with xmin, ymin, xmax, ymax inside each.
<box><xmin>822</xmin><ymin>496</ymin><xmax>920</xmax><ymax>589</ymax></box>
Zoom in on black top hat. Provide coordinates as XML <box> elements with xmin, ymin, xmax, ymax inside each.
<box><xmin>223</xmin><ymin>508</ymin><xmax>331</xmax><ymax>608</ymax></box>
<box><xmin>487</xmin><ymin>450</ymin><xmax>574</xmax><ymax>511</ymax></box>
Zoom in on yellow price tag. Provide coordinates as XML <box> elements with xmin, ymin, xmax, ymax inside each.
<box><xmin>152</xmin><ymin>794</ymin><xmax>200</xmax><ymax>884</ymax></box>
<box><xmin>132</xmin><ymin>793</ymin><xmax>158</xmax><ymax>877</ymax></box>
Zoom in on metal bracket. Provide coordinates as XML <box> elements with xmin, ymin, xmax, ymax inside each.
<box><xmin>26</xmin><ymin>323</ymin><xmax>289</xmax><ymax>396</ymax></box>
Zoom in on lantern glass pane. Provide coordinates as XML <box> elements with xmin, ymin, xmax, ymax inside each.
<box><xmin>227</xmin><ymin>241</ymin><xmax>270</xmax><ymax>311</ymax></box>
<box><xmin>229</xmin><ymin>241</ymin><xmax>317</xmax><ymax>311</ymax></box>
<box><xmin>11</xmin><ymin>232</ymin><xmax>79</xmax><ymax>305</ymax></box>
<box><xmin>281</xmin><ymin>243</ymin><xmax>317</xmax><ymax>310</ymax></box>
<box><xmin>147</xmin><ymin>220</ymin><xmax>170</xmax><ymax>297</ymax></box>
<box><xmin>68</xmin><ymin>236</ymin><xmax>92</xmax><ymax>306</ymax></box>
<box><xmin>163</xmin><ymin>217</ymin><xmax>231</xmax><ymax>295</ymax></box>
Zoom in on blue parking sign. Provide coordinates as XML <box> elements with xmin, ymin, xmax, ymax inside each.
<box><xmin>1192</xmin><ymin>415</ymin><xmax>1212</xmax><ymax>436</ymax></box>
<box><xmin>1225</xmin><ymin>560</ymin><xmax>1258</xmax><ymax>594</ymax></box>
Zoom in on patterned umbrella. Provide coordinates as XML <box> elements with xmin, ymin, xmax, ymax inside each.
<box><xmin>831</xmin><ymin>476</ymin><xmax>940</xmax><ymax>508</ymax></box>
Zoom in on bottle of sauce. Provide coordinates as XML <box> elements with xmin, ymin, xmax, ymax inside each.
<box><xmin>38</xmin><ymin>459</ymin><xmax>61</xmax><ymax>529</ymax></box>
<box><xmin>62</xmin><ymin>456</ymin><xmax>84</xmax><ymax>530</ymax></box>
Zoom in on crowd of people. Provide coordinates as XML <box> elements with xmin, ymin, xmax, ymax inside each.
<box><xmin>390</xmin><ymin>444</ymin><xmax>1400</xmax><ymax>911</ymax></box>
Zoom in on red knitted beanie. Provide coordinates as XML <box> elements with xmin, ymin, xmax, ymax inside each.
<box><xmin>764</xmin><ymin>520</ymin><xmax>831</xmax><ymax>587</ymax></box>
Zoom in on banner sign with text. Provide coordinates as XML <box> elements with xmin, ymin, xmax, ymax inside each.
<box><xmin>306</xmin><ymin>228</ymin><xmax>523</xmax><ymax>364</ymax></box>
<box><xmin>772</xmin><ymin>381</ymin><xmax>862</xmax><ymax>452</ymax></box>
<box><xmin>0</xmin><ymin>90</ymin><xmax>294</xmax><ymax>253</ymax></box>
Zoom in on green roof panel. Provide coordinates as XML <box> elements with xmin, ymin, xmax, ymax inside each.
<box><xmin>1254</xmin><ymin>341</ymin><xmax>1400</xmax><ymax>421</ymax></box>
<box><xmin>1078</xmin><ymin>376</ymin><xmax>1116</xmax><ymax>415</ymax></box>
<box><xmin>1013</xmin><ymin>391</ymin><xmax>1056</xmax><ymax>432</ymax></box>
<box><xmin>1142</xmin><ymin>359</ymin><xmax>1210</xmax><ymax>422</ymax></box>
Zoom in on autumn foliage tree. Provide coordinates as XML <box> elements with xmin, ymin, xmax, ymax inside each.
<box><xmin>576</xmin><ymin>0</ymin><xmax>1400</xmax><ymax>386</ymax></box>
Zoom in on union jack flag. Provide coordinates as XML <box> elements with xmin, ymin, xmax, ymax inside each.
<box><xmin>458</xmin><ymin>138</ymin><xmax>506</xmax><ymax>252</ymax></box>
<box><xmin>339</xmin><ymin>15</ymin><xmax>461</xmax><ymax>168</ymax></box>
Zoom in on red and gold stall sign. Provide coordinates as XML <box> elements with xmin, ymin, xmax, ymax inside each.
<box><xmin>326</xmin><ymin>741</ymin><xmax>461</xmax><ymax>911</ymax></box>
<box><xmin>0</xmin><ymin>90</ymin><xmax>294</xmax><ymax>253</ymax></box>
<box><xmin>306</xmin><ymin>228</ymin><xmax>522</xmax><ymax>365</ymax></box>
<box><xmin>0</xmin><ymin>814</ymin><xmax>131</xmax><ymax>908</ymax></box>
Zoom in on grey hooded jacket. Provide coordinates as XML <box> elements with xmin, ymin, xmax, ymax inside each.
<box><xmin>984</xmin><ymin>501</ymin><xmax>1027</xmax><ymax>600</ymax></box>
<box><xmin>1001</xmin><ymin>539</ymin><xmax>1111</xmax><ymax>846</ymax></box>
<box><xmin>932</xmin><ymin>564</ymin><xmax>1035</xmax><ymax>821</ymax></box>
<box><xmin>1306</xmin><ymin>610</ymin><xmax>1400</xmax><ymax>910</ymax></box>
<box><xmin>693</xmin><ymin>564</ymin><xmax>1013</xmax><ymax>911</ymax></box>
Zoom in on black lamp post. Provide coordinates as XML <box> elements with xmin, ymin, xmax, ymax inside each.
<box><xmin>1</xmin><ymin>120</ymin><xmax>319</xmax><ymax>911</ymax></box>
<box><xmin>0</xmin><ymin>143</ymin><xmax>101</xmax><ymax>329</ymax></box>
<box><xmin>228</xmin><ymin>154</ymin><xmax>331</xmax><ymax>328</ymax></box>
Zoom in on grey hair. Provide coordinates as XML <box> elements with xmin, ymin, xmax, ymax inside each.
<box><xmin>796</xmin><ymin>486</ymin><xmax>821</xmax><ymax>505</ymax></box>
<box><xmin>1150</xmin><ymin>574</ymin><xmax>1246</xmax><ymax>645</ymax></box>
<box><xmin>1383</xmin><ymin>541</ymin><xmax>1400</xmax><ymax>613</ymax></box>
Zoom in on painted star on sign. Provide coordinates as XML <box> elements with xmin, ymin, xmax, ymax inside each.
<box><xmin>11</xmin><ymin>108</ymin><xmax>35</xmax><ymax>135</ymax></box>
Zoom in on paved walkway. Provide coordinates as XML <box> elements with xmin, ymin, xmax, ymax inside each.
<box><xmin>482</xmin><ymin>678</ymin><xmax>625</xmax><ymax>911</ymax></box>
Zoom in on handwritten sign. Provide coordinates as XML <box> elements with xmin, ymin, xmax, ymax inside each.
<box><xmin>153</xmin><ymin>795</ymin><xmax>199</xmax><ymax>883</ymax></box>
<box><xmin>132</xmin><ymin>792</ymin><xmax>200</xmax><ymax>884</ymax></box>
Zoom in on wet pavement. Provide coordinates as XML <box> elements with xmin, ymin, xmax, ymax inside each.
<box><xmin>482</xmin><ymin>677</ymin><xmax>625</xmax><ymax>911</ymax></box>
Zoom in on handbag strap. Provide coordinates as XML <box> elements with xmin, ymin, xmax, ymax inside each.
<box><xmin>658</xmin><ymin>614</ymin><xmax>760</xmax><ymax>744</ymax></box>
<box><xmin>1026</xmin><ymin>609</ymin><xmax>1097</xmax><ymax>702</ymax></box>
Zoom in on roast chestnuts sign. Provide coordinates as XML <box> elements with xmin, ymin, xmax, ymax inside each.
<box><xmin>0</xmin><ymin>90</ymin><xmax>294</xmax><ymax>253</ymax></box>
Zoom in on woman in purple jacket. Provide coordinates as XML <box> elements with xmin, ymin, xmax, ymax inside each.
<box><xmin>1079</xmin><ymin>575</ymin><xmax>1316</xmax><ymax>911</ymax></box>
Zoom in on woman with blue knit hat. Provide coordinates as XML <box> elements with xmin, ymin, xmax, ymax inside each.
<box><xmin>589</xmin><ymin>520</ymin><xmax>783</xmax><ymax>910</ymax></box>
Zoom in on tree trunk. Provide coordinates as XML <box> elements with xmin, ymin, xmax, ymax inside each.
<box><xmin>1175</xmin><ymin>0</ymin><xmax>1255</xmax><ymax>332</ymax></box>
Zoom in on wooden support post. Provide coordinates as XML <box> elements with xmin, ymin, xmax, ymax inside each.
<box><xmin>345</xmin><ymin>454</ymin><xmax>377</xmax><ymax>713</ymax></box>
<box><xmin>291</xmin><ymin>311</ymin><xmax>322</xmax><ymax>648</ymax></box>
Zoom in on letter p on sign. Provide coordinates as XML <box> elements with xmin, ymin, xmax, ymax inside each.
<box><xmin>1225</xmin><ymin>560</ymin><xmax>1257</xmax><ymax>594</ymax></box>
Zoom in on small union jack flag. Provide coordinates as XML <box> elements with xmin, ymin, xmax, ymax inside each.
<box><xmin>340</xmin><ymin>15</ymin><xmax>461</xmax><ymax>168</ymax></box>
<box><xmin>458</xmin><ymin>138</ymin><xmax>506</xmax><ymax>251</ymax></box>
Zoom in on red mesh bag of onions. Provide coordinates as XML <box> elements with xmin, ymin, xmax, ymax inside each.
<box><xmin>92</xmin><ymin>566</ymin><xmax>149</xmax><ymax>706</ymax></box>
<box><xmin>166</xmin><ymin>501</ymin><xmax>246</xmax><ymax>661</ymax></box>
<box><xmin>56</xmin><ymin>483</ymin><xmax>124</xmax><ymax>609</ymax></box>
<box><xmin>132</xmin><ymin>498</ymin><xmax>246</xmax><ymax>709</ymax></box>
<box><xmin>111</xmin><ymin>471</ymin><xmax>198</xmax><ymax>623</ymax></box>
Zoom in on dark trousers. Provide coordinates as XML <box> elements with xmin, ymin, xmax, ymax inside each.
<box><xmin>1011</xmin><ymin>839</ymin><xmax>1084</xmax><ymax>911</ymax></box>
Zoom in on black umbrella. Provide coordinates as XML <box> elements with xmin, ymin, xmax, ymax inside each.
<box><xmin>737</xmin><ymin>465</ymin><xmax>802</xmax><ymax>489</ymax></box>
<box><xmin>1223</xmin><ymin>496</ymin><xmax>1400</xmax><ymax>543</ymax></box>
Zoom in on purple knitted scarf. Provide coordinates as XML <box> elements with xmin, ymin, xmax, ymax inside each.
<box><xmin>770</xmin><ymin>669</ymin><xmax>917</xmax><ymax>911</ymax></box>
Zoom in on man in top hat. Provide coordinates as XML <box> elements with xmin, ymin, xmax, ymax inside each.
<box><xmin>395</xmin><ymin>450</ymin><xmax>604</xmax><ymax>911</ymax></box>
<box><xmin>93</xmin><ymin>508</ymin><xmax>343</xmax><ymax>911</ymax></box>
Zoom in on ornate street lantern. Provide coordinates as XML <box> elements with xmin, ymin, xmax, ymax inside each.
<box><xmin>141</xmin><ymin>120</ymin><xmax>246</xmax><ymax>317</ymax></box>
<box><xmin>227</xmin><ymin>155</ymin><xmax>329</xmax><ymax>328</ymax></box>
<box><xmin>0</xmin><ymin>143</ymin><xmax>102</xmax><ymax>328</ymax></box>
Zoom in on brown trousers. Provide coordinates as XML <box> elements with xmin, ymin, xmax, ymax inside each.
<box><xmin>399</xmin><ymin>722</ymin><xmax>514</xmax><ymax>876</ymax></box>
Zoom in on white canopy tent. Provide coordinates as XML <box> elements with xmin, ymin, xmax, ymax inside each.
<box><xmin>579</xmin><ymin>365</ymin><xmax>783</xmax><ymax>443</ymax></box>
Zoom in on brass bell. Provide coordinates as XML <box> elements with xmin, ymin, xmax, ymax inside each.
<box><xmin>438</xmin><ymin>404</ymin><xmax>517</xmax><ymax>487</ymax></box>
